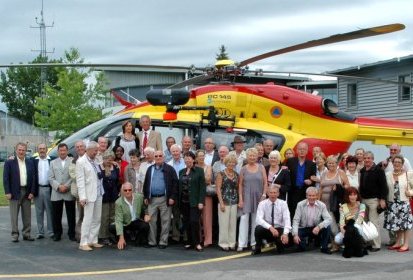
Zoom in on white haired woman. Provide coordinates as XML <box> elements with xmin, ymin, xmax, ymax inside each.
<box><xmin>265</xmin><ymin>150</ymin><xmax>290</xmax><ymax>201</ymax></box>
<box><xmin>237</xmin><ymin>148</ymin><xmax>268</xmax><ymax>252</ymax></box>
<box><xmin>384</xmin><ymin>155</ymin><xmax>413</xmax><ymax>252</ymax></box>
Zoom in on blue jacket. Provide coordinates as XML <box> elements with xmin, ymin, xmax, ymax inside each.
<box><xmin>3</xmin><ymin>157</ymin><xmax>36</xmax><ymax>200</ymax></box>
<box><xmin>143</xmin><ymin>163</ymin><xmax>178</xmax><ymax>205</ymax></box>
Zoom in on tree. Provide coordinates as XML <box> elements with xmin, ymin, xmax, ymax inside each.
<box><xmin>0</xmin><ymin>56</ymin><xmax>61</xmax><ymax>124</ymax></box>
<box><xmin>34</xmin><ymin>48</ymin><xmax>108</xmax><ymax>138</ymax></box>
<box><xmin>216</xmin><ymin>45</ymin><xmax>229</xmax><ymax>60</ymax></box>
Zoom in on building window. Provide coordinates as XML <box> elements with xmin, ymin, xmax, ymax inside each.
<box><xmin>347</xmin><ymin>84</ymin><xmax>357</xmax><ymax>108</ymax></box>
<box><xmin>398</xmin><ymin>74</ymin><xmax>411</xmax><ymax>102</ymax></box>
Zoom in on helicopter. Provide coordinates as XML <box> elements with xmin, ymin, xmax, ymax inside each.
<box><xmin>3</xmin><ymin>23</ymin><xmax>412</xmax><ymax>159</ymax></box>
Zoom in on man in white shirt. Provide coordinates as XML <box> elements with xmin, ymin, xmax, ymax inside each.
<box><xmin>138</xmin><ymin>147</ymin><xmax>156</xmax><ymax>191</ymax></box>
<box><xmin>380</xmin><ymin>143</ymin><xmax>412</xmax><ymax>172</ymax></box>
<box><xmin>33</xmin><ymin>143</ymin><xmax>53</xmax><ymax>239</ymax></box>
<box><xmin>203</xmin><ymin>137</ymin><xmax>219</xmax><ymax>166</ymax></box>
<box><xmin>212</xmin><ymin>146</ymin><xmax>229</xmax><ymax>179</ymax></box>
<box><xmin>167</xmin><ymin>144</ymin><xmax>185</xmax><ymax>177</ymax></box>
<box><xmin>252</xmin><ymin>185</ymin><xmax>291</xmax><ymax>255</ymax></box>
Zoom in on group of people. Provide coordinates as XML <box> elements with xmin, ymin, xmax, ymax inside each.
<box><xmin>3</xmin><ymin>115</ymin><xmax>413</xmax><ymax>257</ymax></box>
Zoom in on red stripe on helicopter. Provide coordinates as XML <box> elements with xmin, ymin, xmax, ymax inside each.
<box><xmin>356</xmin><ymin>117</ymin><xmax>413</xmax><ymax>129</ymax></box>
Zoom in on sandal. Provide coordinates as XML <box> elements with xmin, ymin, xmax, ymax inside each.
<box><xmin>388</xmin><ymin>245</ymin><xmax>401</xmax><ymax>250</ymax></box>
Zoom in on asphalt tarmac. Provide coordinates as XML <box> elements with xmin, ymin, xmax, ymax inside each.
<box><xmin>0</xmin><ymin>206</ymin><xmax>412</xmax><ymax>280</ymax></box>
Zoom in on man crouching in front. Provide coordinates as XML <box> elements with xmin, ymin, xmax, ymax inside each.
<box><xmin>292</xmin><ymin>187</ymin><xmax>333</xmax><ymax>254</ymax></box>
<box><xmin>252</xmin><ymin>185</ymin><xmax>291</xmax><ymax>255</ymax></box>
<box><xmin>110</xmin><ymin>182</ymin><xmax>150</xmax><ymax>250</ymax></box>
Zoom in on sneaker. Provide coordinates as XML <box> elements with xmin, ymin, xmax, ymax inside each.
<box><xmin>237</xmin><ymin>247</ymin><xmax>243</xmax><ymax>252</ymax></box>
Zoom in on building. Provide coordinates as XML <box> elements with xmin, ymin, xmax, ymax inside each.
<box><xmin>0</xmin><ymin>110</ymin><xmax>48</xmax><ymax>159</ymax></box>
<box><xmin>329</xmin><ymin>55</ymin><xmax>413</xmax><ymax>121</ymax></box>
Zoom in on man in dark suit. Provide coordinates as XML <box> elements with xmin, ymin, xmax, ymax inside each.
<box><xmin>143</xmin><ymin>150</ymin><xmax>178</xmax><ymax>249</ymax></box>
<box><xmin>286</xmin><ymin>142</ymin><xmax>316</xmax><ymax>220</ymax></box>
<box><xmin>3</xmin><ymin>142</ymin><xmax>36</xmax><ymax>242</ymax></box>
<box><xmin>33</xmin><ymin>143</ymin><xmax>53</xmax><ymax>239</ymax></box>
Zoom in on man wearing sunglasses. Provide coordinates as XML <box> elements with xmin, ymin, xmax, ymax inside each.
<box><xmin>111</xmin><ymin>182</ymin><xmax>150</xmax><ymax>250</ymax></box>
<box><xmin>143</xmin><ymin>151</ymin><xmax>178</xmax><ymax>249</ymax></box>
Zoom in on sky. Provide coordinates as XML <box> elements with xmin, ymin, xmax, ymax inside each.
<box><xmin>0</xmin><ymin>0</ymin><xmax>412</xmax><ymax>74</ymax></box>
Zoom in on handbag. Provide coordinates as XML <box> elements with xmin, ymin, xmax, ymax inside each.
<box><xmin>206</xmin><ymin>184</ymin><xmax>216</xmax><ymax>196</ymax></box>
<box><xmin>355</xmin><ymin>221</ymin><xmax>379</xmax><ymax>241</ymax></box>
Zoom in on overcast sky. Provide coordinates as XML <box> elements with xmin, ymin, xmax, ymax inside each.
<box><xmin>1</xmin><ymin>0</ymin><xmax>412</xmax><ymax>74</ymax></box>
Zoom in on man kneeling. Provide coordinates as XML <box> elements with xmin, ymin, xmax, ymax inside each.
<box><xmin>292</xmin><ymin>187</ymin><xmax>333</xmax><ymax>254</ymax></box>
<box><xmin>252</xmin><ymin>185</ymin><xmax>291</xmax><ymax>255</ymax></box>
<box><xmin>110</xmin><ymin>182</ymin><xmax>150</xmax><ymax>250</ymax></box>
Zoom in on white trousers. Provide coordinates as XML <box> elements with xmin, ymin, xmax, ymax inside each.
<box><xmin>218</xmin><ymin>204</ymin><xmax>238</xmax><ymax>249</ymax></box>
<box><xmin>238</xmin><ymin>212</ymin><xmax>257</xmax><ymax>248</ymax></box>
<box><xmin>80</xmin><ymin>197</ymin><xmax>102</xmax><ymax>246</ymax></box>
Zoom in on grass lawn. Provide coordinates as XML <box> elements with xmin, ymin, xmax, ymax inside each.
<box><xmin>0</xmin><ymin>165</ymin><xmax>9</xmax><ymax>206</ymax></box>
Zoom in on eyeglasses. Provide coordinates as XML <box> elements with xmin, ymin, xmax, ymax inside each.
<box><xmin>154</xmin><ymin>155</ymin><xmax>163</xmax><ymax>158</ymax></box>
<box><xmin>123</xmin><ymin>189</ymin><xmax>132</xmax><ymax>192</ymax></box>
<box><xmin>204</xmin><ymin>142</ymin><xmax>213</xmax><ymax>144</ymax></box>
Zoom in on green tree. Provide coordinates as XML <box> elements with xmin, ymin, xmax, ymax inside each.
<box><xmin>216</xmin><ymin>45</ymin><xmax>229</xmax><ymax>60</ymax></box>
<box><xmin>34</xmin><ymin>48</ymin><xmax>108</xmax><ymax>138</ymax></box>
<box><xmin>0</xmin><ymin>56</ymin><xmax>61</xmax><ymax>124</ymax></box>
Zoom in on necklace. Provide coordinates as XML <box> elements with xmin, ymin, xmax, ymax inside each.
<box><xmin>393</xmin><ymin>171</ymin><xmax>402</xmax><ymax>176</ymax></box>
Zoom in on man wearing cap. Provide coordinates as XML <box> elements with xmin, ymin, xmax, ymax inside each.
<box><xmin>229</xmin><ymin>135</ymin><xmax>247</xmax><ymax>173</ymax></box>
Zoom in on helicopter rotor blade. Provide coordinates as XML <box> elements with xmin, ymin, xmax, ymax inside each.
<box><xmin>258</xmin><ymin>70</ymin><xmax>413</xmax><ymax>87</ymax></box>
<box><xmin>238</xmin><ymin>23</ymin><xmax>405</xmax><ymax>67</ymax></box>
<box><xmin>0</xmin><ymin>63</ymin><xmax>195</xmax><ymax>69</ymax></box>
<box><xmin>167</xmin><ymin>73</ymin><xmax>213</xmax><ymax>89</ymax></box>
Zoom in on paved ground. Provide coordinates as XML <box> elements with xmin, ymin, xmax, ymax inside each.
<box><xmin>0</xmin><ymin>206</ymin><xmax>412</xmax><ymax>280</ymax></box>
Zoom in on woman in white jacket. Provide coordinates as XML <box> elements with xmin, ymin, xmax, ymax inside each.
<box><xmin>384</xmin><ymin>155</ymin><xmax>413</xmax><ymax>253</ymax></box>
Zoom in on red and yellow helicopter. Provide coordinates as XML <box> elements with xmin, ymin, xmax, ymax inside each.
<box><xmin>10</xmin><ymin>23</ymin><xmax>412</xmax><ymax>159</ymax></box>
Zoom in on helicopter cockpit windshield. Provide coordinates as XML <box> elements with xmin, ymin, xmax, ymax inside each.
<box><xmin>48</xmin><ymin>113</ymin><xmax>286</xmax><ymax>160</ymax></box>
<box><xmin>48</xmin><ymin>114</ymin><xmax>133</xmax><ymax>159</ymax></box>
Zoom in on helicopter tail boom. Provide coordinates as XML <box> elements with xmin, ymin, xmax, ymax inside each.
<box><xmin>356</xmin><ymin>117</ymin><xmax>413</xmax><ymax>146</ymax></box>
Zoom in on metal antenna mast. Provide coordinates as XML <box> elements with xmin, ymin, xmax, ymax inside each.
<box><xmin>31</xmin><ymin>0</ymin><xmax>54</xmax><ymax>98</ymax></box>
<box><xmin>31</xmin><ymin>0</ymin><xmax>54</xmax><ymax>129</ymax></box>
